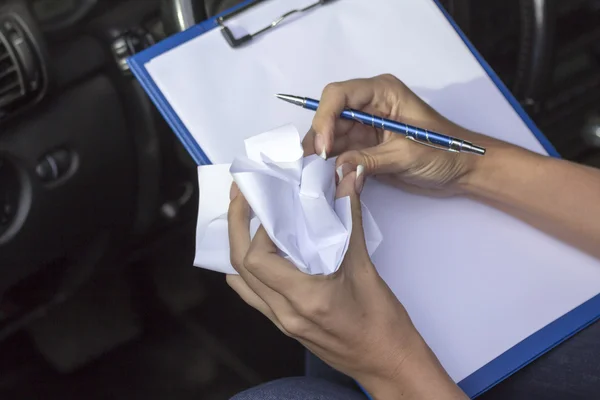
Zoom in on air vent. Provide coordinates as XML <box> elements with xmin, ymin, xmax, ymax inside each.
<box><xmin>0</xmin><ymin>29</ymin><xmax>25</xmax><ymax>108</ymax></box>
<box><xmin>0</xmin><ymin>15</ymin><xmax>45</xmax><ymax>121</ymax></box>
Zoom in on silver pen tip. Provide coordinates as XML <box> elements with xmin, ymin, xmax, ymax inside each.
<box><xmin>463</xmin><ymin>142</ymin><xmax>486</xmax><ymax>156</ymax></box>
<box><xmin>275</xmin><ymin>94</ymin><xmax>305</xmax><ymax>106</ymax></box>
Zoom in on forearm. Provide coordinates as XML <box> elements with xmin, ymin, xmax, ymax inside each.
<box><xmin>462</xmin><ymin>139</ymin><xmax>600</xmax><ymax>259</ymax></box>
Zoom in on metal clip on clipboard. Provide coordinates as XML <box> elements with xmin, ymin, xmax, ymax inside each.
<box><xmin>217</xmin><ymin>0</ymin><xmax>334</xmax><ymax>48</ymax></box>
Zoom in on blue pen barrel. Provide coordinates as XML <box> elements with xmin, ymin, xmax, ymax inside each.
<box><xmin>304</xmin><ymin>97</ymin><xmax>454</xmax><ymax>149</ymax></box>
<box><xmin>389</xmin><ymin>121</ymin><xmax>453</xmax><ymax>148</ymax></box>
<box><xmin>339</xmin><ymin>109</ymin><xmax>381</xmax><ymax>127</ymax></box>
<box><xmin>336</xmin><ymin>108</ymin><xmax>453</xmax><ymax>148</ymax></box>
<box><xmin>294</xmin><ymin>96</ymin><xmax>483</xmax><ymax>155</ymax></box>
<box><xmin>304</xmin><ymin>98</ymin><xmax>320</xmax><ymax>110</ymax></box>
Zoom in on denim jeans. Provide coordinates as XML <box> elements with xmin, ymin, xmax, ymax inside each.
<box><xmin>230</xmin><ymin>319</ymin><xmax>600</xmax><ymax>399</ymax></box>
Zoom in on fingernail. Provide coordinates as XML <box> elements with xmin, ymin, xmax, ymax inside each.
<box><xmin>355</xmin><ymin>165</ymin><xmax>365</xmax><ymax>194</ymax></box>
<box><xmin>335</xmin><ymin>163</ymin><xmax>354</xmax><ymax>184</ymax></box>
<box><xmin>315</xmin><ymin>134</ymin><xmax>327</xmax><ymax>159</ymax></box>
<box><xmin>230</xmin><ymin>182</ymin><xmax>239</xmax><ymax>200</ymax></box>
<box><xmin>336</xmin><ymin>165</ymin><xmax>344</xmax><ymax>183</ymax></box>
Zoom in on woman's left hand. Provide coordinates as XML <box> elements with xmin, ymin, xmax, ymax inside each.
<box><xmin>226</xmin><ymin>170</ymin><xmax>466</xmax><ymax>399</ymax></box>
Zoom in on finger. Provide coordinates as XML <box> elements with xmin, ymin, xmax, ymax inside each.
<box><xmin>302</xmin><ymin>119</ymin><xmax>353</xmax><ymax>153</ymax></box>
<box><xmin>312</xmin><ymin>78</ymin><xmax>378</xmax><ymax>157</ymax></box>
<box><xmin>302</xmin><ymin>119</ymin><xmax>365</xmax><ymax>157</ymax></box>
<box><xmin>244</xmin><ymin>226</ymin><xmax>310</xmax><ymax>296</ymax></box>
<box><xmin>303</xmin><ymin>124</ymin><xmax>380</xmax><ymax>160</ymax></box>
<box><xmin>228</xmin><ymin>182</ymin><xmax>251</xmax><ymax>272</ymax></box>
<box><xmin>228</xmin><ymin>184</ymin><xmax>290</xmax><ymax>304</ymax></box>
<box><xmin>243</xmin><ymin>228</ymin><xmax>342</xmax><ymax>344</ymax></box>
<box><xmin>240</xmin><ymin>227</ymin><xmax>326</xmax><ymax>341</ymax></box>
<box><xmin>302</xmin><ymin>130</ymin><xmax>315</xmax><ymax>157</ymax></box>
<box><xmin>335</xmin><ymin>171</ymin><xmax>368</xmax><ymax>260</ymax></box>
<box><xmin>335</xmin><ymin>136</ymin><xmax>418</xmax><ymax>176</ymax></box>
<box><xmin>227</xmin><ymin>188</ymin><xmax>328</xmax><ymax>343</ymax></box>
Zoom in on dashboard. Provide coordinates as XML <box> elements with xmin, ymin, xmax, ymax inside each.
<box><xmin>0</xmin><ymin>0</ymin><xmax>200</xmax><ymax>334</ymax></box>
<box><xmin>32</xmin><ymin>0</ymin><xmax>93</xmax><ymax>22</ymax></box>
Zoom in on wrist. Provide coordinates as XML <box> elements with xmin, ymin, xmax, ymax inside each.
<box><xmin>358</xmin><ymin>337</ymin><xmax>467</xmax><ymax>400</ymax></box>
<box><xmin>456</xmin><ymin>133</ymin><xmax>536</xmax><ymax>198</ymax></box>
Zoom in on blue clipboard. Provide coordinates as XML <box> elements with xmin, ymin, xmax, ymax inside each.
<box><xmin>128</xmin><ymin>1</ymin><xmax>600</xmax><ymax>397</ymax></box>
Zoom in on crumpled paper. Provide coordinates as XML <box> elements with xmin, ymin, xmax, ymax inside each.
<box><xmin>194</xmin><ymin>124</ymin><xmax>383</xmax><ymax>275</ymax></box>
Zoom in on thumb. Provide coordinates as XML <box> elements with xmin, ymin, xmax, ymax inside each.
<box><xmin>335</xmin><ymin>168</ymin><xmax>368</xmax><ymax>259</ymax></box>
<box><xmin>335</xmin><ymin>139</ymin><xmax>410</xmax><ymax>176</ymax></box>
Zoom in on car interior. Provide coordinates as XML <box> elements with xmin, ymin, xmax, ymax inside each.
<box><xmin>0</xmin><ymin>0</ymin><xmax>599</xmax><ymax>399</ymax></box>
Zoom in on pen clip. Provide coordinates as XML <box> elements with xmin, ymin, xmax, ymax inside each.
<box><xmin>405</xmin><ymin>135</ymin><xmax>456</xmax><ymax>152</ymax></box>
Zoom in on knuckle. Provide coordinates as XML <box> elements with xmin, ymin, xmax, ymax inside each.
<box><xmin>376</xmin><ymin>73</ymin><xmax>400</xmax><ymax>86</ymax></box>
<box><xmin>359</xmin><ymin>150</ymin><xmax>379</xmax><ymax>173</ymax></box>
<box><xmin>278</xmin><ymin>325</ymin><xmax>294</xmax><ymax>338</ymax></box>
<box><xmin>378</xmin><ymin>73</ymin><xmax>396</xmax><ymax>82</ymax></box>
<box><xmin>379</xmin><ymin>73</ymin><xmax>407</xmax><ymax>93</ymax></box>
<box><xmin>341</xmin><ymin>150</ymin><xmax>366</xmax><ymax>168</ymax></box>
<box><xmin>292</xmin><ymin>285</ymin><xmax>330</xmax><ymax>319</ymax></box>
<box><xmin>243</xmin><ymin>251</ymin><xmax>263</xmax><ymax>271</ymax></box>
<box><xmin>298</xmin><ymin>298</ymin><xmax>330</xmax><ymax>319</ymax></box>
<box><xmin>279</xmin><ymin>314</ymin><xmax>308</xmax><ymax>337</ymax></box>
<box><xmin>322</xmin><ymin>82</ymin><xmax>346</xmax><ymax>102</ymax></box>
<box><xmin>323</xmin><ymin>81</ymin><xmax>343</xmax><ymax>94</ymax></box>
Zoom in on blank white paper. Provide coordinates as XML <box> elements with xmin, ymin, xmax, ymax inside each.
<box><xmin>146</xmin><ymin>0</ymin><xmax>600</xmax><ymax>383</ymax></box>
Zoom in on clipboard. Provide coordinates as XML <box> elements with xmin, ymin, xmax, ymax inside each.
<box><xmin>129</xmin><ymin>0</ymin><xmax>561</xmax><ymax>167</ymax></box>
<box><xmin>127</xmin><ymin>0</ymin><xmax>600</xmax><ymax>398</ymax></box>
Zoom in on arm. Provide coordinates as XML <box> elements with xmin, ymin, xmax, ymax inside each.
<box><xmin>304</xmin><ymin>74</ymin><xmax>600</xmax><ymax>257</ymax></box>
<box><xmin>462</xmin><ymin>140</ymin><xmax>600</xmax><ymax>259</ymax></box>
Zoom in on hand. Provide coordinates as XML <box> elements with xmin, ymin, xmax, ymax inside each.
<box><xmin>303</xmin><ymin>74</ymin><xmax>501</xmax><ymax>197</ymax></box>
<box><xmin>226</xmin><ymin>171</ymin><xmax>467</xmax><ymax>399</ymax></box>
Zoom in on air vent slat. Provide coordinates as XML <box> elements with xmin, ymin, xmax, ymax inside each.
<box><xmin>0</xmin><ymin>80</ymin><xmax>20</xmax><ymax>96</ymax></box>
<box><xmin>0</xmin><ymin>67</ymin><xmax>15</xmax><ymax>80</ymax></box>
<box><xmin>0</xmin><ymin>39</ymin><xmax>7</xmax><ymax>61</ymax></box>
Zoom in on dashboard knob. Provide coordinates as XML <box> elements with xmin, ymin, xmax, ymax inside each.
<box><xmin>35</xmin><ymin>149</ymin><xmax>73</xmax><ymax>182</ymax></box>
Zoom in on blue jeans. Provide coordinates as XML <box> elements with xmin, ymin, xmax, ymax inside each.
<box><xmin>231</xmin><ymin>320</ymin><xmax>600</xmax><ymax>399</ymax></box>
<box><xmin>230</xmin><ymin>352</ymin><xmax>367</xmax><ymax>400</ymax></box>
<box><xmin>229</xmin><ymin>377</ymin><xmax>367</xmax><ymax>400</ymax></box>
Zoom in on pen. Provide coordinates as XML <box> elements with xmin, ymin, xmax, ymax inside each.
<box><xmin>275</xmin><ymin>94</ymin><xmax>486</xmax><ymax>156</ymax></box>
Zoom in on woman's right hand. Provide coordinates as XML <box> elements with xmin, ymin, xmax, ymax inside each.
<box><xmin>303</xmin><ymin>74</ymin><xmax>502</xmax><ymax>197</ymax></box>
